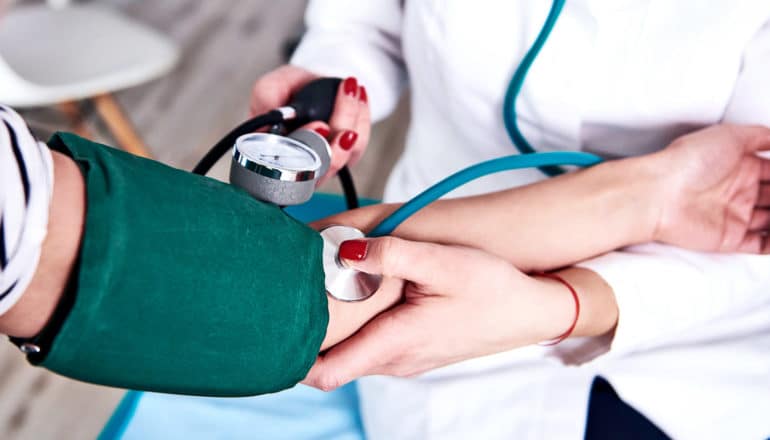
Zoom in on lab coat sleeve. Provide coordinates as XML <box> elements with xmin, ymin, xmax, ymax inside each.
<box><xmin>560</xmin><ymin>18</ymin><xmax>770</xmax><ymax>361</ymax></box>
<box><xmin>290</xmin><ymin>0</ymin><xmax>407</xmax><ymax>121</ymax></box>
<box><xmin>574</xmin><ymin>244</ymin><xmax>770</xmax><ymax>357</ymax></box>
<box><xmin>722</xmin><ymin>18</ymin><xmax>770</xmax><ymax>127</ymax></box>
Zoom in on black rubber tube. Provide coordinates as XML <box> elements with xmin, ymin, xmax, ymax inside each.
<box><xmin>192</xmin><ymin>111</ymin><xmax>283</xmax><ymax>175</ymax></box>
<box><xmin>193</xmin><ymin>108</ymin><xmax>359</xmax><ymax>211</ymax></box>
<box><xmin>337</xmin><ymin>166</ymin><xmax>359</xmax><ymax>210</ymax></box>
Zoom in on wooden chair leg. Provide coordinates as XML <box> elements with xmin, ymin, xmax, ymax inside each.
<box><xmin>56</xmin><ymin>101</ymin><xmax>93</xmax><ymax>139</ymax></box>
<box><xmin>92</xmin><ymin>93</ymin><xmax>152</xmax><ymax>158</ymax></box>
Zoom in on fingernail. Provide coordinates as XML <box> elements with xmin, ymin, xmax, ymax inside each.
<box><xmin>339</xmin><ymin>240</ymin><xmax>368</xmax><ymax>261</ymax></box>
<box><xmin>359</xmin><ymin>86</ymin><xmax>368</xmax><ymax>103</ymax></box>
<box><xmin>340</xmin><ymin>130</ymin><xmax>358</xmax><ymax>150</ymax></box>
<box><xmin>314</xmin><ymin>126</ymin><xmax>330</xmax><ymax>138</ymax></box>
<box><xmin>343</xmin><ymin>77</ymin><xmax>358</xmax><ymax>97</ymax></box>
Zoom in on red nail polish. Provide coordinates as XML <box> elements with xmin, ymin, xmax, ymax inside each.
<box><xmin>314</xmin><ymin>127</ymin><xmax>330</xmax><ymax>138</ymax></box>
<box><xmin>340</xmin><ymin>130</ymin><xmax>358</xmax><ymax>150</ymax></box>
<box><xmin>339</xmin><ymin>240</ymin><xmax>368</xmax><ymax>261</ymax></box>
<box><xmin>359</xmin><ymin>86</ymin><xmax>368</xmax><ymax>103</ymax></box>
<box><xmin>343</xmin><ymin>77</ymin><xmax>358</xmax><ymax>97</ymax></box>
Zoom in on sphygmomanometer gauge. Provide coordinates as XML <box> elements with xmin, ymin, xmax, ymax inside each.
<box><xmin>230</xmin><ymin>132</ymin><xmax>324</xmax><ymax>206</ymax></box>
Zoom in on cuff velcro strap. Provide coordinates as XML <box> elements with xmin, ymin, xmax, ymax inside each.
<box><xmin>37</xmin><ymin>133</ymin><xmax>327</xmax><ymax>397</ymax></box>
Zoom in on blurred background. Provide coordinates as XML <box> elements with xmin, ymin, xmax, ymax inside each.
<box><xmin>0</xmin><ymin>0</ymin><xmax>407</xmax><ymax>438</ymax></box>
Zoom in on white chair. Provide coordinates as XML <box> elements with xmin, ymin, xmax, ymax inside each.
<box><xmin>0</xmin><ymin>0</ymin><xmax>180</xmax><ymax>157</ymax></box>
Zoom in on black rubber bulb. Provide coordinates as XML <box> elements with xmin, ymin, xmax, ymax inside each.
<box><xmin>286</xmin><ymin>77</ymin><xmax>360</xmax><ymax>210</ymax></box>
<box><xmin>288</xmin><ymin>77</ymin><xmax>343</xmax><ymax>124</ymax></box>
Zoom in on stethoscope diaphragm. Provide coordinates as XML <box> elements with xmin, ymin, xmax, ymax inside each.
<box><xmin>320</xmin><ymin>225</ymin><xmax>382</xmax><ymax>302</ymax></box>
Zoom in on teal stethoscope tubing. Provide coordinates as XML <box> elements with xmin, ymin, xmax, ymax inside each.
<box><xmin>368</xmin><ymin>151</ymin><xmax>602</xmax><ymax>237</ymax></box>
<box><xmin>502</xmin><ymin>0</ymin><xmax>568</xmax><ymax>177</ymax></box>
<box><xmin>369</xmin><ymin>0</ymin><xmax>602</xmax><ymax>237</ymax></box>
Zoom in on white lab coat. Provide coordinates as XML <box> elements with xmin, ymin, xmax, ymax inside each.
<box><xmin>292</xmin><ymin>1</ymin><xmax>770</xmax><ymax>439</ymax></box>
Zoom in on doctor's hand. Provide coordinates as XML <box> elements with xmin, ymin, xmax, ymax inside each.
<box><xmin>652</xmin><ymin>124</ymin><xmax>770</xmax><ymax>253</ymax></box>
<box><xmin>250</xmin><ymin>65</ymin><xmax>371</xmax><ymax>184</ymax></box>
<box><xmin>304</xmin><ymin>237</ymin><xmax>618</xmax><ymax>391</ymax></box>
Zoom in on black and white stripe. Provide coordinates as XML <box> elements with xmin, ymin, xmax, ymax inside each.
<box><xmin>0</xmin><ymin>106</ymin><xmax>53</xmax><ymax>315</ymax></box>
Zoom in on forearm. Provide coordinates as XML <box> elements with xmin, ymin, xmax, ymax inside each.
<box><xmin>321</xmin><ymin>278</ymin><xmax>402</xmax><ymax>350</ymax></box>
<box><xmin>317</xmin><ymin>154</ymin><xmax>664</xmax><ymax>271</ymax></box>
<box><xmin>533</xmin><ymin>267</ymin><xmax>618</xmax><ymax>341</ymax></box>
<box><xmin>315</xmin><ymin>161</ymin><xmax>643</xmax><ymax>346</ymax></box>
<box><xmin>0</xmin><ymin>151</ymin><xmax>84</xmax><ymax>337</ymax></box>
<box><xmin>404</xmin><ymin>156</ymin><xmax>663</xmax><ymax>271</ymax></box>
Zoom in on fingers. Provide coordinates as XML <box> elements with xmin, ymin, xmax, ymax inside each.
<box><xmin>736</xmin><ymin>231</ymin><xmax>770</xmax><ymax>254</ymax></box>
<box><xmin>250</xmin><ymin>65</ymin><xmax>318</xmax><ymax>116</ymax></box>
<box><xmin>338</xmin><ymin>237</ymin><xmax>469</xmax><ymax>293</ymax></box>
<box><xmin>296</xmin><ymin>121</ymin><xmax>331</xmax><ymax>139</ymax></box>
<box><xmin>762</xmin><ymin>160</ymin><xmax>770</xmax><ymax>182</ymax></box>
<box><xmin>758</xmin><ymin>185</ymin><xmax>770</xmax><ymax>207</ymax></box>
<box><xmin>749</xmin><ymin>209</ymin><xmax>770</xmax><ymax>231</ymax></box>
<box><xmin>319</xmin><ymin>77</ymin><xmax>370</xmax><ymax>184</ymax></box>
<box><xmin>727</xmin><ymin>124</ymin><xmax>770</xmax><ymax>152</ymax></box>
<box><xmin>252</xmin><ymin>70</ymin><xmax>371</xmax><ymax>184</ymax></box>
<box><xmin>348</xmin><ymin>86</ymin><xmax>372</xmax><ymax>167</ymax></box>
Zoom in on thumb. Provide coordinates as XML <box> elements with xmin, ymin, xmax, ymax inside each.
<box><xmin>338</xmin><ymin>236</ymin><xmax>457</xmax><ymax>292</ymax></box>
<box><xmin>303</xmin><ymin>307</ymin><xmax>406</xmax><ymax>391</ymax></box>
<box><xmin>732</xmin><ymin>124</ymin><xmax>770</xmax><ymax>152</ymax></box>
<box><xmin>250</xmin><ymin>66</ymin><xmax>318</xmax><ymax>116</ymax></box>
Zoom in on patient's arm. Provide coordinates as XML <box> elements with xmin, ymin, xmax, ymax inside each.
<box><xmin>314</xmin><ymin>124</ymin><xmax>770</xmax><ymax>272</ymax></box>
<box><xmin>314</xmin><ymin>156</ymin><xmax>659</xmax><ymax>272</ymax></box>
<box><xmin>320</xmin><ymin>277</ymin><xmax>404</xmax><ymax>350</ymax></box>
<box><xmin>0</xmin><ymin>151</ymin><xmax>84</xmax><ymax>337</ymax></box>
<box><xmin>313</xmin><ymin>157</ymin><xmax>655</xmax><ymax>349</ymax></box>
<box><xmin>315</xmin><ymin>124</ymin><xmax>770</xmax><ymax>354</ymax></box>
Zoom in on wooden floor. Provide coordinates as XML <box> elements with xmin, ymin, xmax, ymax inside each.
<box><xmin>4</xmin><ymin>0</ymin><xmax>408</xmax><ymax>438</ymax></box>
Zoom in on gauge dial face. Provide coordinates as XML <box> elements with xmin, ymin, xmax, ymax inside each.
<box><xmin>237</xmin><ymin>134</ymin><xmax>320</xmax><ymax>172</ymax></box>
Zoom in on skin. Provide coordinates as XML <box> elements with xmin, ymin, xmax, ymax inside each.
<box><xmin>250</xmin><ymin>68</ymin><xmax>770</xmax><ymax>377</ymax></box>
<box><xmin>3</xmin><ymin>125</ymin><xmax>769</xmax><ymax>391</ymax></box>
<box><xmin>0</xmin><ymin>151</ymin><xmax>85</xmax><ymax>337</ymax></box>
<box><xmin>250</xmin><ymin>65</ymin><xmax>371</xmax><ymax>186</ymax></box>
<box><xmin>310</xmin><ymin>239</ymin><xmax>614</xmax><ymax>391</ymax></box>
<box><xmin>310</xmin><ymin>123</ymin><xmax>770</xmax><ymax>383</ymax></box>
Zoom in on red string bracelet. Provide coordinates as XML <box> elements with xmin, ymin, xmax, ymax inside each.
<box><xmin>533</xmin><ymin>271</ymin><xmax>580</xmax><ymax>346</ymax></box>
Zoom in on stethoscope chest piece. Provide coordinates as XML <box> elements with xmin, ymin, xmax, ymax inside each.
<box><xmin>230</xmin><ymin>132</ymin><xmax>324</xmax><ymax>206</ymax></box>
<box><xmin>321</xmin><ymin>225</ymin><xmax>381</xmax><ymax>302</ymax></box>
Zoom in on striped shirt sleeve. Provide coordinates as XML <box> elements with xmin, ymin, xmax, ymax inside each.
<box><xmin>0</xmin><ymin>105</ymin><xmax>54</xmax><ymax>316</ymax></box>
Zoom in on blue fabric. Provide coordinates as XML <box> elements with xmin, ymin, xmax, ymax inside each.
<box><xmin>99</xmin><ymin>193</ymin><xmax>373</xmax><ymax>440</ymax></box>
<box><xmin>118</xmin><ymin>384</ymin><xmax>363</xmax><ymax>440</ymax></box>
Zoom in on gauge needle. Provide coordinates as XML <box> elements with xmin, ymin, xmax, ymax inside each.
<box><xmin>259</xmin><ymin>153</ymin><xmax>308</xmax><ymax>161</ymax></box>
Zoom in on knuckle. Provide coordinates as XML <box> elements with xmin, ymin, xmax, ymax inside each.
<box><xmin>330</xmin><ymin>152</ymin><xmax>349</xmax><ymax>169</ymax></box>
<box><xmin>317</xmin><ymin>374</ymin><xmax>342</xmax><ymax>392</ymax></box>
<box><xmin>388</xmin><ymin>353</ymin><xmax>417</xmax><ymax>377</ymax></box>
<box><xmin>332</xmin><ymin>102</ymin><xmax>360</xmax><ymax>126</ymax></box>
<box><xmin>251</xmin><ymin>77</ymin><xmax>271</xmax><ymax>97</ymax></box>
<box><xmin>377</xmin><ymin>237</ymin><xmax>402</xmax><ymax>277</ymax></box>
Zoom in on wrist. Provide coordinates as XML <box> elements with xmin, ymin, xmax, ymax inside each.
<box><xmin>602</xmin><ymin>154</ymin><xmax>668</xmax><ymax>245</ymax></box>
<box><xmin>526</xmin><ymin>275</ymin><xmax>578</xmax><ymax>343</ymax></box>
<box><xmin>321</xmin><ymin>278</ymin><xmax>403</xmax><ymax>351</ymax></box>
<box><xmin>631</xmin><ymin>151</ymin><xmax>678</xmax><ymax>243</ymax></box>
<box><xmin>527</xmin><ymin>267</ymin><xmax>618</xmax><ymax>343</ymax></box>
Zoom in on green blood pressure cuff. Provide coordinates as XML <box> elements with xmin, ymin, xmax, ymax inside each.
<box><xmin>37</xmin><ymin>133</ymin><xmax>328</xmax><ymax>397</ymax></box>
